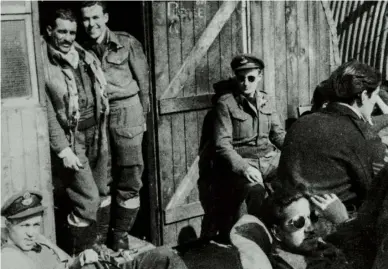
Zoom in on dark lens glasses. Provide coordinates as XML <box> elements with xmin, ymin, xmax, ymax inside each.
<box><xmin>237</xmin><ymin>75</ymin><xmax>257</xmax><ymax>83</ymax></box>
<box><xmin>285</xmin><ymin>211</ymin><xmax>319</xmax><ymax>231</ymax></box>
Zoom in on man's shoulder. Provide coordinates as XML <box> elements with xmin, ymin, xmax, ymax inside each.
<box><xmin>2</xmin><ymin>247</ymin><xmax>35</xmax><ymax>269</ymax></box>
<box><xmin>112</xmin><ymin>31</ymin><xmax>142</xmax><ymax>45</ymax></box>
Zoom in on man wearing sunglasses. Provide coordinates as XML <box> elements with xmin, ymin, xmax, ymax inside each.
<box><xmin>212</xmin><ymin>54</ymin><xmax>286</xmax><ymax>240</ymax></box>
<box><xmin>259</xmin><ymin>187</ymin><xmax>352</xmax><ymax>269</ymax></box>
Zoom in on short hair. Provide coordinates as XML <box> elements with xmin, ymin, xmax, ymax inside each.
<box><xmin>330</xmin><ymin>60</ymin><xmax>382</xmax><ymax>105</ymax></box>
<box><xmin>311</xmin><ymin>79</ymin><xmax>333</xmax><ymax>112</ymax></box>
<box><xmin>80</xmin><ymin>1</ymin><xmax>108</xmax><ymax>13</ymax></box>
<box><xmin>47</xmin><ymin>8</ymin><xmax>77</xmax><ymax>28</ymax></box>
<box><xmin>260</xmin><ymin>184</ymin><xmax>311</xmax><ymax>229</ymax></box>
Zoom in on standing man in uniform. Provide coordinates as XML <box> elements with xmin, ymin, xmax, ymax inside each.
<box><xmin>212</xmin><ymin>54</ymin><xmax>286</xmax><ymax>239</ymax></box>
<box><xmin>1</xmin><ymin>190</ymin><xmax>189</xmax><ymax>269</ymax></box>
<box><xmin>41</xmin><ymin>8</ymin><xmax>109</xmax><ymax>254</ymax></box>
<box><xmin>79</xmin><ymin>1</ymin><xmax>149</xmax><ymax>251</ymax></box>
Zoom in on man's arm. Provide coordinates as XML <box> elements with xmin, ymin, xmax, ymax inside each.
<box><xmin>46</xmin><ymin>92</ymin><xmax>70</xmax><ymax>154</ymax></box>
<box><xmin>269</xmin><ymin>110</ymin><xmax>286</xmax><ymax>150</ymax></box>
<box><xmin>127</xmin><ymin>36</ymin><xmax>150</xmax><ymax>114</ymax></box>
<box><xmin>46</xmin><ymin>93</ymin><xmax>83</xmax><ymax>171</ymax></box>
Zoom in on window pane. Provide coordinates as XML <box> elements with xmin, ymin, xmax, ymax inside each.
<box><xmin>1</xmin><ymin>19</ymin><xmax>32</xmax><ymax>99</ymax></box>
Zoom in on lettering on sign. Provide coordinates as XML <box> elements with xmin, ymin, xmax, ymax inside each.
<box><xmin>167</xmin><ymin>1</ymin><xmax>205</xmax><ymax>34</ymax></box>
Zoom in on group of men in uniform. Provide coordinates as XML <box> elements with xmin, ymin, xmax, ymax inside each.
<box><xmin>2</xmin><ymin>0</ymin><xmax>388</xmax><ymax>268</ymax></box>
<box><xmin>41</xmin><ymin>1</ymin><xmax>148</xmax><ymax>254</ymax></box>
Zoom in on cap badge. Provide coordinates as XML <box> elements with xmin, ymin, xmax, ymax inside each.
<box><xmin>240</xmin><ymin>57</ymin><xmax>248</xmax><ymax>64</ymax></box>
<box><xmin>22</xmin><ymin>192</ymin><xmax>33</xmax><ymax>206</ymax></box>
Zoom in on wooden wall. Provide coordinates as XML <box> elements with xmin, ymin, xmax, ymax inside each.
<box><xmin>250</xmin><ymin>1</ymin><xmax>336</xmax><ymax>120</ymax></box>
<box><xmin>1</xmin><ymin>1</ymin><xmax>55</xmax><ymax>241</ymax></box>
<box><xmin>152</xmin><ymin>1</ymin><xmax>244</xmax><ymax>246</ymax></box>
<box><xmin>330</xmin><ymin>1</ymin><xmax>388</xmax><ymax>81</ymax></box>
<box><xmin>151</xmin><ymin>1</ymin><xmax>335</xmax><ymax>246</ymax></box>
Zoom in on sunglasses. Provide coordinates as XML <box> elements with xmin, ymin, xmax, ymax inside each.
<box><xmin>284</xmin><ymin>211</ymin><xmax>319</xmax><ymax>232</ymax></box>
<box><xmin>237</xmin><ymin>75</ymin><xmax>257</xmax><ymax>83</ymax></box>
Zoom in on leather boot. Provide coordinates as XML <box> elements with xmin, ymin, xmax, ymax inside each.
<box><xmin>96</xmin><ymin>205</ymin><xmax>111</xmax><ymax>245</ymax></box>
<box><xmin>111</xmin><ymin>206</ymin><xmax>139</xmax><ymax>251</ymax></box>
<box><xmin>69</xmin><ymin>222</ymin><xmax>97</xmax><ymax>256</ymax></box>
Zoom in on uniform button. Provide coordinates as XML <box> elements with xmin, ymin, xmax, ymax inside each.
<box><xmin>80</xmin><ymin>99</ymin><xmax>86</xmax><ymax>104</ymax></box>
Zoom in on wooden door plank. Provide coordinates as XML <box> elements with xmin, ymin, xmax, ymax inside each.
<box><xmin>307</xmin><ymin>1</ymin><xmax>318</xmax><ymax>99</ymax></box>
<box><xmin>154</xmin><ymin>1</ymin><xmax>170</xmax><ymax>100</ymax></box>
<box><xmin>231</xmin><ymin>1</ymin><xmax>243</xmax><ymax>56</ymax></box>
<box><xmin>195</xmin><ymin>0</ymin><xmax>210</xmax><ymax>96</ymax></box>
<box><xmin>297</xmin><ymin>1</ymin><xmax>310</xmax><ymax>107</ymax></box>
<box><xmin>165</xmin><ymin>154</ymin><xmax>201</xmax><ymax>211</ymax></box>
<box><xmin>285</xmin><ymin>1</ymin><xmax>299</xmax><ymax>118</ymax></box>
<box><xmin>207</xmin><ymin>1</ymin><xmax>221</xmax><ymax>90</ymax></box>
<box><xmin>320</xmin><ymin>2</ymin><xmax>331</xmax><ymax>80</ymax></box>
<box><xmin>165</xmin><ymin>201</ymin><xmax>204</xmax><ymax>224</ymax></box>
<box><xmin>274</xmin><ymin>1</ymin><xmax>287</xmax><ymax>122</ymax></box>
<box><xmin>220</xmin><ymin>1</ymin><xmax>233</xmax><ymax>80</ymax></box>
<box><xmin>262</xmin><ymin>1</ymin><xmax>275</xmax><ymax>101</ymax></box>
<box><xmin>160</xmin><ymin>1</ymin><xmax>238</xmax><ymax>100</ymax></box>
<box><xmin>250</xmin><ymin>1</ymin><xmax>264</xmax><ymax>91</ymax></box>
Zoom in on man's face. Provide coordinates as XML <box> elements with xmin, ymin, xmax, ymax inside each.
<box><xmin>7</xmin><ymin>215</ymin><xmax>42</xmax><ymax>251</ymax></box>
<box><xmin>235</xmin><ymin>68</ymin><xmax>262</xmax><ymax>97</ymax></box>
<box><xmin>81</xmin><ymin>4</ymin><xmax>108</xmax><ymax>41</ymax></box>
<box><xmin>275</xmin><ymin>197</ymin><xmax>315</xmax><ymax>251</ymax></box>
<box><xmin>47</xmin><ymin>18</ymin><xmax>77</xmax><ymax>54</ymax></box>
<box><xmin>360</xmin><ymin>86</ymin><xmax>380</xmax><ymax>121</ymax></box>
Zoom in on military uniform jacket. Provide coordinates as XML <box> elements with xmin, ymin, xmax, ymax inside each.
<box><xmin>213</xmin><ymin>78</ymin><xmax>286</xmax><ymax>176</ymax></box>
<box><xmin>84</xmin><ymin>29</ymin><xmax>150</xmax><ymax>113</ymax></box>
<box><xmin>1</xmin><ymin>242</ymin><xmax>68</xmax><ymax>269</ymax></box>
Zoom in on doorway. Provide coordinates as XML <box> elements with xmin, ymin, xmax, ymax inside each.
<box><xmin>38</xmin><ymin>0</ymin><xmax>154</xmax><ymax>246</ymax></box>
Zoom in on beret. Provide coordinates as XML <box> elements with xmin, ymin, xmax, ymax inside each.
<box><xmin>1</xmin><ymin>190</ymin><xmax>46</xmax><ymax>219</ymax></box>
<box><xmin>231</xmin><ymin>54</ymin><xmax>265</xmax><ymax>72</ymax></box>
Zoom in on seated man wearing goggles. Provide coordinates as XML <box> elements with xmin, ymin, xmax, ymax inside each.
<box><xmin>231</xmin><ymin>185</ymin><xmax>352</xmax><ymax>269</ymax></box>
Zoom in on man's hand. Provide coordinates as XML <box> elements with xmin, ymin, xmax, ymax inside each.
<box><xmin>310</xmin><ymin>193</ymin><xmax>349</xmax><ymax>224</ymax></box>
<box><xmin>59</xmin><ymin>147</ymin><xmax>83</xmax><ymax>171</ymax></box>
<box><xmin>243</xmin><ymin>166</ymin><xmax>263</xmax><ymax>184</ymax></box>
<box><xmin>80</xmin><ymin>249</ymin><xmax>99</xmax><ymax>265</ymax></box>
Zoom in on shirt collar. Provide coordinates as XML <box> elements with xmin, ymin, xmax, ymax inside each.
<box><xmin>106</xmin><ymin>29</ymin><xmax>124</xmax><ymax>50</ymax></box>
<box><xmin>336</xmin><ymin>102</ymin><xmax>371</xmax><ymax>124</ymax></box>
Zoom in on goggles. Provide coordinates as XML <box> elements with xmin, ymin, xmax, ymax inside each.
<box><xmin>237</xmin><ymin>75</ymin><xmax>257</xmax><ymax>83</ymax></box>
<box><xmin>284</xmin><ymin>211</ymin><xmax>319</xmax><ymax>232</ymax></box>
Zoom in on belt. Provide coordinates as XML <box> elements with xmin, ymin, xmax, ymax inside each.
<box><xmin>77</xmin><ymin>117</ymin><xmax>97</xmax><ymax>131</ymax></box>
<box><xmin>109</xmin><ymin>94</ymin><xmax>141</xmax><ymax>109</ymax></box>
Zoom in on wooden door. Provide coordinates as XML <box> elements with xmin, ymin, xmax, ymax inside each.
<box><xmin>151</xmin><ymin>1</ymin><xmax>245</xmax><ymax>246</ymax></box>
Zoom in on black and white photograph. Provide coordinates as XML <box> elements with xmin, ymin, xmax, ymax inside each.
<box><xmin>1</xmin><ymin>1</ymin><xmax>387</xmax><ymax>268</ymax></box>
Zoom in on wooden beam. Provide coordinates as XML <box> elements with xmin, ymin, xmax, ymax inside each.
<box><xmin>159</xmin><ymin>94</ymin><xmax>214</xmax><ymax>115</ymax></box>
<box><xmin>160</xmin><ymin>1</ymin><xmax>238</xmax><ymax>100</ymax></box>
<box><xmin>321</xmin><ymin>1</ymin><xmax>341</xmax><ymax>68</ymax></box>
<box><xmin>165</xmin><ymin>141</ymin><xmax>209</xmax><ymax>211</ymax></box>
<box><xmin>164</xmin><ymin>201</ymin><xmax>204</xmax><ymax>224</ymax></box>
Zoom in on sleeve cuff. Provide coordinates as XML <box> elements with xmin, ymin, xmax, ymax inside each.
<box><xmin>58</xmin><ymin>147</ymin><xmax>72</xmax><ymax>159</ymax></box>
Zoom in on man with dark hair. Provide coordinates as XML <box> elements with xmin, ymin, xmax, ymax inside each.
<box><xmin>212</xmin><ymin>54</ymin><xmax>286</xmax><ymax>240</ymax></box>
<box><xmin>1</xmin><ymin>190</ymin><xmax>189</xmax><ymax>269</ymax></box>
<box><xmin>260</xmin><ymin>187</ymin><xmax>353</xmax><ymax>269</ymax></box>
<box><xmin>41</xmin><ymin>8</ymin><xmax>109</xmax><ymax>254</ymax></box>
<box><xmin>278</xmin><ymin>60</ymin><xmax>386</xmax><ymax>211</ymax></box>
<box><xmin>79</xmin><ymin>1</ymin><xmax>149</xmax><ymax>251</ymax></box>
